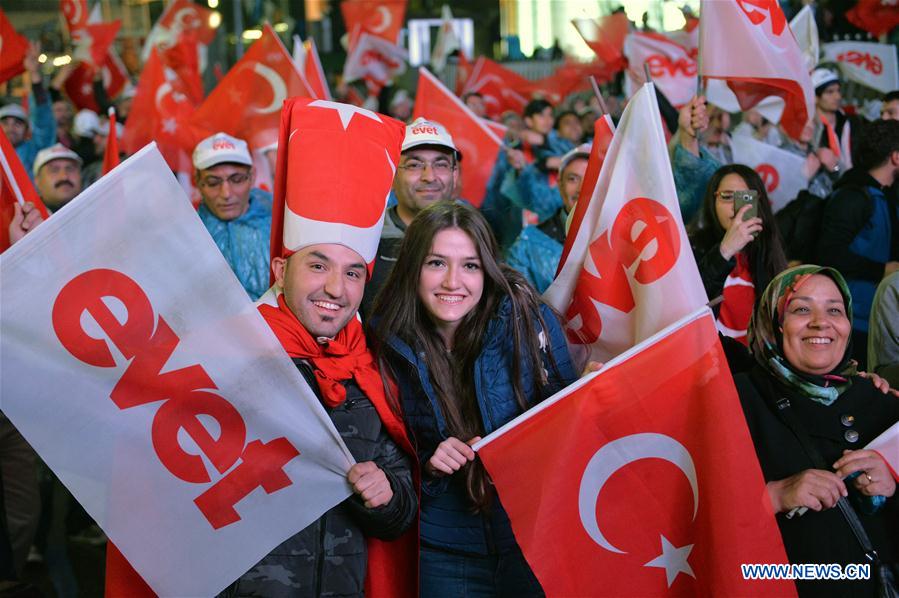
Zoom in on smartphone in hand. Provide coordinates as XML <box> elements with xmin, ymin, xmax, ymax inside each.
<box><xmin>733</xmin><ymin>190</ymin><xmax>758</xmax><ymax>221</ymax></box>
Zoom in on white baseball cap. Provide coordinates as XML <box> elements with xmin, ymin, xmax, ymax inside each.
<box><xmin>96</xmin><ymin>119</ymin><xmax>124</xmax><ymax>139</ymax></box>
<box><xmin>401</xmin><ymin>117</ymin><xmax>460</xmax><ymax>158</ymax></box>
<box><xmin>0</xmin><ymin>104</ymin><xmax>28</xmax><ymax>123</ymax></box>
<box><xmin>812</xmin><ymin>68</ymin><xmax>840</xmax><ymax>94</ymax></box>
<box><xmin>559</xmin><ymin>143</ymin><xmax>592</xmax><ymax>173</ymax></box>
<box><xmin>73</xmin><ymin>109</ymin><xmax>101</xmax><ymax>137</ymax></box>
<box><xmin>33</xmin><ymin>143</ymin><xmax>83</xmax><ymax>176</ymax></box>
<box><xmin>192</xmin><ymin>132</ymin><xmax>253</xmax><ymax>170</ymax></box>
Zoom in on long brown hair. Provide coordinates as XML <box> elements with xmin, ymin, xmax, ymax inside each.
<box><xmin>369</xmin><ymin>201</ymin><xmax>556</xmax><ymax>511</ymax></box>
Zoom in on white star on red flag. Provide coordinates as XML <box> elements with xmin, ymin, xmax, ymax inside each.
<box><xmin>308</xmin><ymin>99</ymin><xmax>382</xmax><ymax>131</ymax></box>
<box><xmin>643</xmin><ymin>535</ymin><xmax>696</xmax><ymax>588</ymax></box>
<box><xmin>161</xmin><ymin>117</ymin><xmax>177</xmax><ymax>134</ymax></box>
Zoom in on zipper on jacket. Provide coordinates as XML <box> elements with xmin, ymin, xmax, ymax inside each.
<box><xmin>315</xmin><ymin>518</ymin><xmax>325</xmax><ymax>597</ymax></box>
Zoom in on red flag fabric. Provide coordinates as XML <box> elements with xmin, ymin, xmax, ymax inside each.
<box><xmin>461</xmin><ymin>57</ymin><xmax>530</xmax><ymax>118</ymax></box>
<box><xmin>544</xmin><ymin>83</ymin><xmax>706</xmax><ymax>362</ymax></box>
<box><xmin>341</xmin><ymin>0</ymin><xmax>406</xmax><ymax>49</ymax></box>
<box><xmin>412</xmin><ymin>67</ymin><xmax>503</xmax><ymax>207</ymax></box>
<box><xmin>572</xmin><ymin>13</ymin><xmax>629</xmax><ymax>71</ymax></box>
<box><xmin>191</xmin><ymin>24</ymin><xmax>312</xmax><ymax>151</ymax></box>
<box><xmin>846</xmin><ymin>0</ymin><xmax>899</xmax><ymax>37</ymax></box>
<box><xmin>454</xmin><ymin>52</ymin><xmax>473</xmax><ymax>96</ymax></box>
<box><xmin>143</xmin><ymin>0</ymin><xmax>217</xmax><ymax>64</ymax></box>
<box><xmin>63</xmin><ymin>4</ymin><xmax>128</xmax><ymax>112</ymax></box>
<box><xmin>60</xmin><ymin>0</ymin><xmax>89</xmax><ymax>33</ymax></box>
<box><xmin>1</xmin><ymin>130</ymin><xmax>50</xmax><ymax>252</ymax></box>
<box><xmin>102</xmin><ymin>108</ymin><xmax>119</xmax><ymax>175</ymax></box>
<box><xmin>556</xmin><ymin>113</ymin><xmax>615</xmax><ymax>272</ymax></box>
<box><xmin>0</xmin><ymin>8</ymin><xmax>29</xmax><ymax>85</ymax></box>
<box><xmin>71</xmin><ymin>20</ymin><xmax>121</xmax><ymax>67</ymax></box>
<box><xmin>476</xmin><ymin>310</ymin><xmax>796</xmax><ymax>597</ymax></box>
<box><xmin>303</xmin><ymin>38</ymin><xmax>331</xmax><ymax>100</ymax></box>
<box><xmin>699</xmin><ymin>0</ymin><xmax>814</xmax><ymax>139</ymax></box>
<box><xmin>122</xmin><ymin>50</ymin><xmax>195</xmax><ymax>172</ymax></box>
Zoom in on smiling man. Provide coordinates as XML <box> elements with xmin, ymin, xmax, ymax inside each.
<box><xmin>33</xmin><ymin>144</ymin><xmax>83</xmax><ymax>212</ymax></box>
<box><xmin>193</xmin><ymin>132</ymin><xmax>272</xmax><ymax>299</ymax></box>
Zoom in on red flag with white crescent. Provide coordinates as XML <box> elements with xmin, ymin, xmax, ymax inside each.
<box><xmin>0</xmin><ymin>8</ymin><xmax>29</xmax><ymax>85</ymax></box>
<box><xmin>71</xmin><ymin>20</ymin><xmax>121</xmax><ymax>67</ymax></box>
<box><xmin>699</xmin><ymin>0</ymin><xmax>814</xmax><ymax>139</ymax></box>
<box><xmin>341</xmin><ymin>0</ymin><xmax>407</xmax><ymax>50</ymax></box>
<box><xmin>475</xmin><ymin>310</ymin><xmax>796</xmax><ymax>597</ymax></box>
<box><xmin>461</xmin><ymin>57</ymin><xmax>530</xmax><ymax>119</ymax></box>
<box><xmin>1</xmin><ymin>130</ymin><xmax>50</xmax><ymax>252</ymax></box>
<box><xmin>60</xmin><ymin>0</ymin><xmax>89</xmax><ymax>33</ymax></box>
<box><xmin>412</xmin><ymin>67</ymin><xmax>503</xmax><ymax>208</ymax></box>
<box><xmin>191</xmin><ymin>24</ymin><xmax>312</xmax><ymax>151</ymax></box>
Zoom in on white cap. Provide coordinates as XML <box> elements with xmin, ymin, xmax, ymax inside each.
<box><xmin>390</xmin><ymin>89</ymin><xmax>411</xmax><ymax>108</ymax></box>
<box><xmin>74</xmin><ymin>109</ymin><xmax>101</xmax><ymax>137</ymax></box>
<box><xmin>401</xmin><ymin>117</ymin><xmax>459</xmax><ymax>157</ymax></box>
<box><xmin>33</xmin><ymin>143</ymin><xmax>83</xmax><ymax>176</ymax></box>
<box><xmin>812</xmin><ymin>68</ymin><xmax>840</xmax><ymax>94</ymax></box>
<box><xmin>559</xmin><ymin>143</ymin><xmax>592</xmax><ymax>173</ymax></box>
<box><xmin>97</xmin><ymin>119</ymin><xmax>124</xmax><ymax>139</ymax></box>
<box><xmin>192</xmin><ymin>132</ymin><xmax>253</xmax><ymax>170</ymax></box>
<box><xmin>0</xmin><ymin>104</ymin><xmax>27</xmax><ymax>123</ymax></box>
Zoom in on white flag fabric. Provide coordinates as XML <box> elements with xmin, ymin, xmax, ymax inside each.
<box><xmin>730</xmin><ymin>133</ymin><xmax>808</xmax><ymax>213</ymax></box>
<box><xmin>431</xmin><ymin>4</ymin><xmax>461</xmax><ymax>73</ymax></box>
<box><xmin>624</xmin><ymin>32</ymin><xmax>697</xmax><ymax>107</ymax></box>
<box><xmin>822</xmin><ymin>41</ymin><xmax>899</xmax><ymax>94</ymax></box>
<box><xmin>543</xmin><ymin>83</ymin><xmax>707</xmax><ymax>363</ymax></box>
<box><xmin>0</xmin><ymin>145</ymin><xmax>354</xmax><ymax>596</ymax></box>
<box><xmin>790</xmin><ymin>5</ymin><xmax>819</xmax><ymax>74</ymax></box>
<box><xmin>343</xmin><ymin>31</ymin><xmax>408</xmax><ymax>91</ymax></box>
<box><xmin>866</xmin><ymin>422</ymin><xmax>899</xmax><ymax>481</ymax></box>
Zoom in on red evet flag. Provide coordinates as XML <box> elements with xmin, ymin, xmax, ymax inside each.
<box><xmin>0</xmin><ymin>8</ymin><xmax>29</xmax><ymax>85</ymax></box>
<box><xmin>102</xmin><ymin>108</ymin><xmax>120</xmax><ymax>175</ymax></box>
<box><xmin>341</xmin><ymin>0</ymin><xmax>406</xmax><ymax>50</ymax></box>
<box><xmin>572</xmin><ymin>12</ymin><xmax>629</xmax><ymax>71</ymax></box>
<box><xmin>846</xmin><ymin>0</ymin><xmax>899</xmax><ymax>37</ymax></box>
<box><xmin>624</xmin><ymin>32</ymin><xmax>697</xmax><ymax>108</ymax></box>
<box><xmin>556</xmin><ymin>113</ymin><xmax>615</xmax><ymax>272</ymax></box>
<box><xmin>475</xmin><ymin>309</ymin><xmax>796</xmax><ymax>597</ymax></box>
<box><xmin>544</xmin><ymin>83</ymin><xmax>706</xmax><ymax>362</ymax></box>
<box><xmin>412</xmin><ymin>67</ymin><xmax>503</xmax><ymax>208</ymax></box>
<box><xmin>461</xmin><ymin>57</ymin><xmax>530</xmax><ymax>118</ymax></box>
<box><xmin>0</xmin><ymin>130</ymin><xmax>50</xmax><ymax>252</ymax></box>
<box><xmin>122</xmin><ymin>50</ymin><xmax>196</xmax><ymax>172</ymax></box>
<box><xmin>699</xmin><ymin>0</ymin><xmax>814</xmax><ymax>139</ymax></box>
<box><xmin>191</xmin><ymin>24</ymin><xmax>312</xmax><ymax>151</ymax></box>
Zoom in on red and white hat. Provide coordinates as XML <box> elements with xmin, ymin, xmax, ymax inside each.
<box><xmin>192</xmin><ymin>132</ymin><xmax>253</xmax><ymax>170</ymax></box>
<box><xmin>270</xmin><ymin>98</ymin><xmax>405</xmax><ymax>278</ymax></box>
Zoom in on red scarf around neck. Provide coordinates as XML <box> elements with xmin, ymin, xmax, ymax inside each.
<box><xmin>717</xmin><ymin>252</ymin><xmax>755</xmax><ymax>346</ymax></box>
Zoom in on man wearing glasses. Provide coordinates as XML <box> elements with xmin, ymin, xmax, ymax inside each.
<box><xmin>361</xmin><ymin>118</ymin><xmax>460</xmax><ymax>315</ymax></box>
<box><xmin>193</xmin><ymin>132</ymin><xmax>273</xmax><ymax>300</ymax></box>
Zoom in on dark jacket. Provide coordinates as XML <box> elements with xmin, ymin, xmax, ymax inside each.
<box><xmin>735</xmin><ymin>366</ymin><xmax>899</xmax><ymax>598</ymax></box>
<box><xmin>361</xmin><ymin>207</ymin><xmax>406</xmax><ymax>320</ymax></box>
<box><xmin>816</xmin><ymin>169</ymin><xmax>898</xmax><ymax>332</ymax></box>
<box><xmin>225</xmin><ymin>359</ymin><xmax>416</xmax><ymax>598</ymax></box>
<box><xmin>385</xmin><ymin>300</ymin><xmax>577</xmax><ymax>556</ymax></box>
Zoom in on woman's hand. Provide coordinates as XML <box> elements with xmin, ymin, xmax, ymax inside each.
<box><xmin>347</xmin><ymin>461</ymin><xmax>394</xmax><ymax>509</ymax></box>
<box><xmin>425</xmin><ymin>436</ymin><xmax>480</xmax><ymax>477</ymax></box>
<box><xmin>581</xmin><ymin>361</ymin><xmax>603</xmax><ymax>378</ymax></box>
<box><xmin>719</xmin><ymin>205</ymin><xmax>762</xmax><ymax>260</ymax></box>
<box><xmin>857</xmin><ymin>370</ymin><xmax>899</xmax><ymax>396</ymax></box>
<box><xmin>766</xmin><ymin>469</ymin><xmax>847</xmax><ymax>513</ymax></box>
<box><xmin>834</xmin><ymin>449</ymin><xmax>897</xmax><ymax>498</ymax></box>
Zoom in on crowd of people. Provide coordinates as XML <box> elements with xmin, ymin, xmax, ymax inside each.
<box><xmin>2</xmin><ymin>10</ymin><xmax>899</xmax><ymax>598</ymax></box>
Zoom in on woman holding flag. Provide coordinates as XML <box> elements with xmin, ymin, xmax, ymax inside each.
<box><xmin>368</xmin><ymin>200</ymin><xmax>577</xmax><ymax>596</ymax></box>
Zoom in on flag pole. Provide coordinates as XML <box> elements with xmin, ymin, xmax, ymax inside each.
<box><xmin>588</xmin><ymin>75</ymin><xmax>609</xmax><ymax>115</ymax></box>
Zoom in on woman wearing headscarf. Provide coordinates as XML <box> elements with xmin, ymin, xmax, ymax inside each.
<box><xmin>735</xmin><ymin>265</ymin><xmax>898</xmax><ymax>597</ymax></box>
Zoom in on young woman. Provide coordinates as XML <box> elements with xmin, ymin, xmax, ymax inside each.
<box><xmin>688</xmin><ymin>164</ymin><xmax>788</xmax><ymax>347</ymax></box>
<box><xmin>368</xmin><ymin>201</ymin><xmax>578</xmax><ymax>596</ymax></box>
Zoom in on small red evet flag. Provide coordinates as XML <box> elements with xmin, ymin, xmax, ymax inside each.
<box><xmin>190</xmin><ymin>24</ymin><xmax>312</xmax><ymax>151</ymax></box>
<box><xmin>0</xmin><ymin>8</ymin><xmax>29</xmax><ymax>85</ymax></box>
<box><xmin>476</xmin><ymin>310</ymin><xmax>796</xmax><ymax>597</ymax></box>
<box><xmin>102</xmin><ymin>108</ymin><xmax>120</xmax><ymax>175</ymax></box>
<box><xmin>699</xmin><ymin>0</ymin><xmax>814</xmax><ymax>139</ymax></box>
<box><xmin>412</xmin><ymin>67</ymin><xmax>504</xmax><ymax>208</ymax></box>
<box><xmin>0</xmin><ymin>131</ymin><xmax>50</xmax><ymax>252</ymax></box>
<box><xmin>846</xmin><ymin>0</ymin><xmax>899</xmax><ymax>37</ymax></box>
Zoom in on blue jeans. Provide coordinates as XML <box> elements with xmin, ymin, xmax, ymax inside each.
<box><xmin>420</xmin><ymin>544</ymin><xmax>545</xmax><ymax>597</ymax></box>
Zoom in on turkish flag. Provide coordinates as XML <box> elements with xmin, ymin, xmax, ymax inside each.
<box><xmin>544</xmin><ymin>83</ymin><xmax>706</xmax><ymax>362</ymax></box>
<box><xmin>572</xmin><ymin>13</ymin><xmax>629</xmax><ymax>71</ymax></box>
<box><xmin>461</xmin><ymin>57</ymin><xmax>530</xmax><ymax>119</ymax></box>
<box><xmin>63</xmin><ymin>4</ymin><xmax>128</xmax><ymax>112</ymax></box>
<box><xmin>476</xmin><ymin>310</ymin><xmax>796</xmax><ymax>597</ymax></box>
<box><xmin>412</xmin><ymin>67</ymin><xmax>503</xmax><ymax>208</ymax></box>
<box><xmin>699</xmin><ymin>0</ymin><xmax>814</xmax><ymax>139</ymax></box>
<box><xmin>60</xmin><ymin>0</ymin><xmax>89</xmax><ymax>33</ymax></box>
<box><xmin>142</xmin><ymin>0</ymin><xmax>217</xmax><ymax>63</ymax></box>
<box><xmin>122</xmin><ymin>50</ymin><xmax>195</xmax><ymax>173</ymax></box>
<box><xmin>293</xmin><ymin>36</ymin><xmax>331</xmax><ymax>100</ymax></box>
<box><xmin>526</xmin><ymin>60</ymin><xmax>616</xmax><ymax>106</ymax></box>
<box><xmin>0</xmin><ymin>8</ymin><xmax>29</xmax><ymax>85</ymax></box>
<box><xmin>454</xmin><ymin>52</ymin><xmax>473</xmax><ymax>96</ymax></box>
<box><xmin>624</xmin><ymin>32</ymin><xmax>697</xmax><ymax>108</ymax></box>
<box><xmin>72</xmin><ymin>20</ymin><xmax>121</xmax><ymax>67</ymax></box>
<box><xmin>556</xmin><ymin>113</ymin><xmax>616</xmax><ymax>272</ymax></box>
<box><xmin>341</xmin><ymin>0</ymin><xmax>406</xmax><ymax>49</ymax></box>
<box><xmin>102</xmin><ymin>109</ymin><xmax>120</xmax><ymax>175</ymax></box>
<box><xmin>730</xmin><ymin>133</ymin><xmax>808</xmax><ymax>213</ymax></box>
<box><xmin>191</xmin><ymin>24</ymin><xmax>312</xmax><ymax>151</ymax></box>
<box><xmin>1</xmin><ymin>130</ymin><xmax>50</xmax><ymax>252</ymax></box>
<box><xmin>846</xmin><ymin>0</ymin><xmax>899</xmax><ymax>37</ymax></box>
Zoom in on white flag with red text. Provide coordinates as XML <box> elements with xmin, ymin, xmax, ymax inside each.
<box><xmin>822</xmin><ymin>41</ymin><xmax>899</xmax><ymax>94</ymax></box>
<box><xmin>342</xmin><ymin>31</ymin><xmax>407</xmax><ymax>95</ymax></box>
<box><xmin>624</xmin><ymin>32</ymin><xmax>697</xmax><ymax>108</ymax></box>
<box><xmin>0</xmin><ymin>145</ymin><xmax>353</xmax><ymax>597</ymax></box>
<box><xmin>700</xmin><ymin>0</ymin><xmax>814</xmax><ymax>139</ymax></box>
<box><xmin>730</xmin><ymin>133</ymin><xmax>807</xmax><ymax>212</ymax></box>
<box><xmin>543</xmin><ymin>83</ymin><xmax>707</xmax><ymax>363</ymax></box>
